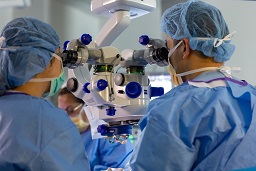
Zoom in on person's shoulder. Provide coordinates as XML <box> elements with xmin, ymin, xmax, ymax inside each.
<box><xmin>26</xmin><ymin>97</ymin><xmax>74</xmax><ymax>132</ymax></box>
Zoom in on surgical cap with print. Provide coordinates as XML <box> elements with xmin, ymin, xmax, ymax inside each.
<box><xmin>161</xmin><ymin>0</ymin><xmax>235</xmax><ymax>63</ymax></box>
<box><xmin>0</xmin><ymin>17</ymin><xmax>60</xmax><ymax>95</ymax></box>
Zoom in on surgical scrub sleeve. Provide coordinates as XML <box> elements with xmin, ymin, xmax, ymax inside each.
<box><xmin>0</xmin><ymin>93</ymin><xmax>90</xmax><ymax>171</ymax></box>
<box><xmin>130</xmin><ymin>71</ymin><xmax>256</xmax><ymax>171</ymax></box>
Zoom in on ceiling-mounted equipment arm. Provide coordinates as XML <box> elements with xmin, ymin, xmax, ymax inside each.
<box><xmin>95</xmin><ymin>10</ymin><xmax>130</xmax><ymax>48</ymax></box>
<box><xmin>91</xmin><ymin>0</ymin><xmax>157</xmax><ymax>48</ymax></box>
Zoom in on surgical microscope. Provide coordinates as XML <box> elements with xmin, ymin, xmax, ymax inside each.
<box><xmin>58</xmin><ymin>0</ymin><xmax>169</xmax><ymax>144</ymax></box>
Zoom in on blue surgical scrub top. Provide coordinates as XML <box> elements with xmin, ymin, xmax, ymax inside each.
<box><xmin>130</xmin><ymin>71</ymin><xmax>256</xmax><ymax>171</ymax></box>
<box><xmin>81</xmin><ymin>128</ymin><xmax>133</xmax><ymax>171</ymax></box>
<box><xmin>0</xmin><ymin>92</ymin><xmax>90</xmax><ymax>171</ymax></box>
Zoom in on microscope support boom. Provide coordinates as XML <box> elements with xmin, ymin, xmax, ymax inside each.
<box><xmin>95</xmin><ymin>10</ymin><xmax>130</xmax><ymax>48</ymax></box>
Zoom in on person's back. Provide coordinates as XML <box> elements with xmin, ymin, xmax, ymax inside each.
<box><xmin>0</xmin><ymin>17</ymin><xmax>90</xmax><ymax>170</ymax></box>
<box><xmin>0</xmin><ymin>94</ymin><xmax>88</xmax><ymax>170</ymax></box>
<box><xmin>131</xmin><ymin>71</ymin><xmax>256</xmax><ymax>170</ymax></box>
<box><xmin>130</xmin><ymin>0</ymin><xmax>256</xmax><ymax>170</ymax></box>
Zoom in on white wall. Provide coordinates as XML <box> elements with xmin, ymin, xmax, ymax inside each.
<box><xmin>0</xmin><ymin>8</ymin><xmax>13</xmax><ymax>28</ymax></box>
<box><xmin>49</xmin><ymin>0</ymin><xmax>102</xmax><ymax>47</ymax></box>
<box><xmin>0</xmin><ymin>0</ymin><xmax>102</xmax><ymax>46</ymax></box>
<box><xmin>204</xmin><ymin>0</ymin><xmax>256</xmax><ymax>85</ymax></box>
<box><xmin>0</xmin><ymin>0</ymin><xmax>51</xmax><ymax>28</ymax></box>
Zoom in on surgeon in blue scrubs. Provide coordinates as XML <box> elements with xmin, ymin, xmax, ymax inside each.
<box><xmin>0</xmin><ymin>17</ymin><xmax>90</xmax><ymax>170</ymax></box>
<box><xmin>130</xmin><ymin>0</ymin><xmax>256</xmax><ymax>170</ymax></box>
<box><xmin>58</xmin><ymin>87</ymin><xmax>133</xmax><ymax>171</ymax></box>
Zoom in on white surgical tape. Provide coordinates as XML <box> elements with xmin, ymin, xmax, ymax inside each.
<box><xmin>195</xmin><ymin>31</ymin><xmax>237</xmax><ymax>47</ymax></box>
<box><xmin>219</xmin><ymin>66</ymin><xmax>240</xmax><ymax>78</ymax></box>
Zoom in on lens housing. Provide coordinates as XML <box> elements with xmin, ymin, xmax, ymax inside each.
<box><xmin>144</xmin><ymin>46</ymin><xmax>168</xmax><ymax>66</ymax></box>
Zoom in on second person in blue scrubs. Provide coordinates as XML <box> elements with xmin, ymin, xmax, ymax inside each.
<box><xmin>58</xmin><ymin>87</ymin><xmax>133</xmax><ymax>171</ymax></box>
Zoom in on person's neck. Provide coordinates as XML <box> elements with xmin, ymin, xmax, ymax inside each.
<box><xmin>183</xmin><ymin>69</ymin><xmax>219</xmax><ymax>81</ymax></box>
<box><xmin>12</xmin><ymin>81</ymin><xmax>50</xmax><ymax>97</ymax></box>
<box><xmin>183</xmin><ymin>58</ymin><xmax>224</xmax><ymax>81</ymax></box>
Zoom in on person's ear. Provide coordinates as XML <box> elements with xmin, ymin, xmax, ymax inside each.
<box><xmin>182</xmin><ymin>38</ymin><xmax>190</xmax><ymax>59</ymax></box>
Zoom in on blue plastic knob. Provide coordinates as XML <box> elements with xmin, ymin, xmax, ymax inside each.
<box><xmin>106</xmin><ymin>107</ymin><xmax>116</xmax><ymax>116</ymax></box>
<box><xmin>97</xmin><ymin>79</ymin><xmax>108</xmax><ymax>91</ymax></box>
<box><xmin>125</xmin><ymin>82</ymin><xmax>142</xmax><ymax>98</ymax></box>
<box><xmin>83</xmin><ymin>82</ymin><xmax>90</xmax><ymax>93</ymax></box>
<box><xmin>63</xmin><ymin>40</ymin><xmax>70</xmax><ymax>50</ymax></box>
<box><xmin>139</xmin><ymin>35</ymin><xmax>150</xmax><ymax>46</ymax></box>
<box><xmin>97</xmin><ymin>124</ymin><xmax>107</xmax><ymax>135</ymax></box>
<box><xmin>150</xmin><ymin>87</ymin><xmax>164</xmax><ymax>98</ymax></box>
<box><xmin>80</xmin><ymin>34</ymin><xmax>92</xmax><ymax>45</ymax></box>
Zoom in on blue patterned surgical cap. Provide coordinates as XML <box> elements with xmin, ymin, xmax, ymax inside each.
<box><xmin>0</xmin><ymin>17</ymin><xmax>60</xmax><ymax>95</ymax></box>
<box><xmin>161</xmin><ymin>0</ymin><xmax>235</xmax><ymax>62</ymax></box>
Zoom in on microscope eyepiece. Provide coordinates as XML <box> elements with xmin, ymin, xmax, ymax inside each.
<box><xmin>60</xmin><ymin>50</ymin><xmax>79</xmax><ymax>68</ymax></box>
<box><xmin>144</xmin><ymin>46</ymin><xmax>169</xmax><ymax>66</ymax></box>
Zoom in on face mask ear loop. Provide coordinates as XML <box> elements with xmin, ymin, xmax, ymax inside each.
<box><xmin>168</xmin><ymin>40</ymin><xmax>183</xmax><ymax>62</ymax></box>
<box><xmin>52</xmin><ymin>53</ymin><xmax>62</xmax><ymax>61</ymax></box>
<box><xmin>167</xmin><ymin>40</ymin><xmax>183</xmax><ymax>87</ymax></box>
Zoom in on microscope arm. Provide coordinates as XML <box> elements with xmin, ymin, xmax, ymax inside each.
<box><xmin>95</xmin><ymin>10</ymin><xmax>130</xmax><ymax>48</ymax></box>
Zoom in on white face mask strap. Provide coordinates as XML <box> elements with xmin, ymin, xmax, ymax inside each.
<box><xmin>176</xmin><ymin>66</ymin><xmax>241</xmax><ymax>78</ymax></box>
<box><xmin>168</xmin><ymin>40</ymin><xmax>183</xmax><ymax>60</ymax></box>
<box><xmin>52</xmin><ymin>53</ymin><xmax>62</xmax><ymax>61</ymax></box>
<box><xmin>176</xmin><ymin>67</ymin><xmax>219</xmax><ymax>77</ymax></box>
<box><xmin>29</xmin><ymin>77</ymin><xmax>55</xmax><ymax>82</ymax></box>
<box><xmin>219</xmin><ymin>66</ymin><xmax>240</xmax><ymax>77</ymax></box>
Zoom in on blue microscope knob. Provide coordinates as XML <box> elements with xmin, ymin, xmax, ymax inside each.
<box><xmin>139</xmin><ymin>35</ymin><xmax>149</xmax><ymax>46</ymax></box>
<box><xmin>97</xmin><ymin>124</ymin><xmax>107</xmax><ymax>136</ymax></box>
<box><xmin>125</xmin><ymin>82</ymin><xmax>142</xmax><ymax>98</ymax></box>
<box><xmin>83</xmin><ymin>82</ymin><xmax>91</xmax><ymax>93</ymax></box>
<box><xmin>63</xmin><ymin>40</ymin><xmax>70</xmax><ymax>50</ymax></box>
<box><xmin>150</xmin><ymin>87</ymin><xmax>164</xmax><ymax>98</ymax></box>
<box><xmin>97</xmin><ymin>79</ymin><xmax>108</xmax><ymax>91</ymax></box>
<box><xmin>106</xmin><ymin>107</ymin><xmax>116</xmax><ymax>116</ymax></box>
<box><xmin>80</xmin><ymin>34</ymin><xmax>92</xmax><ymax>45</ymax></box>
